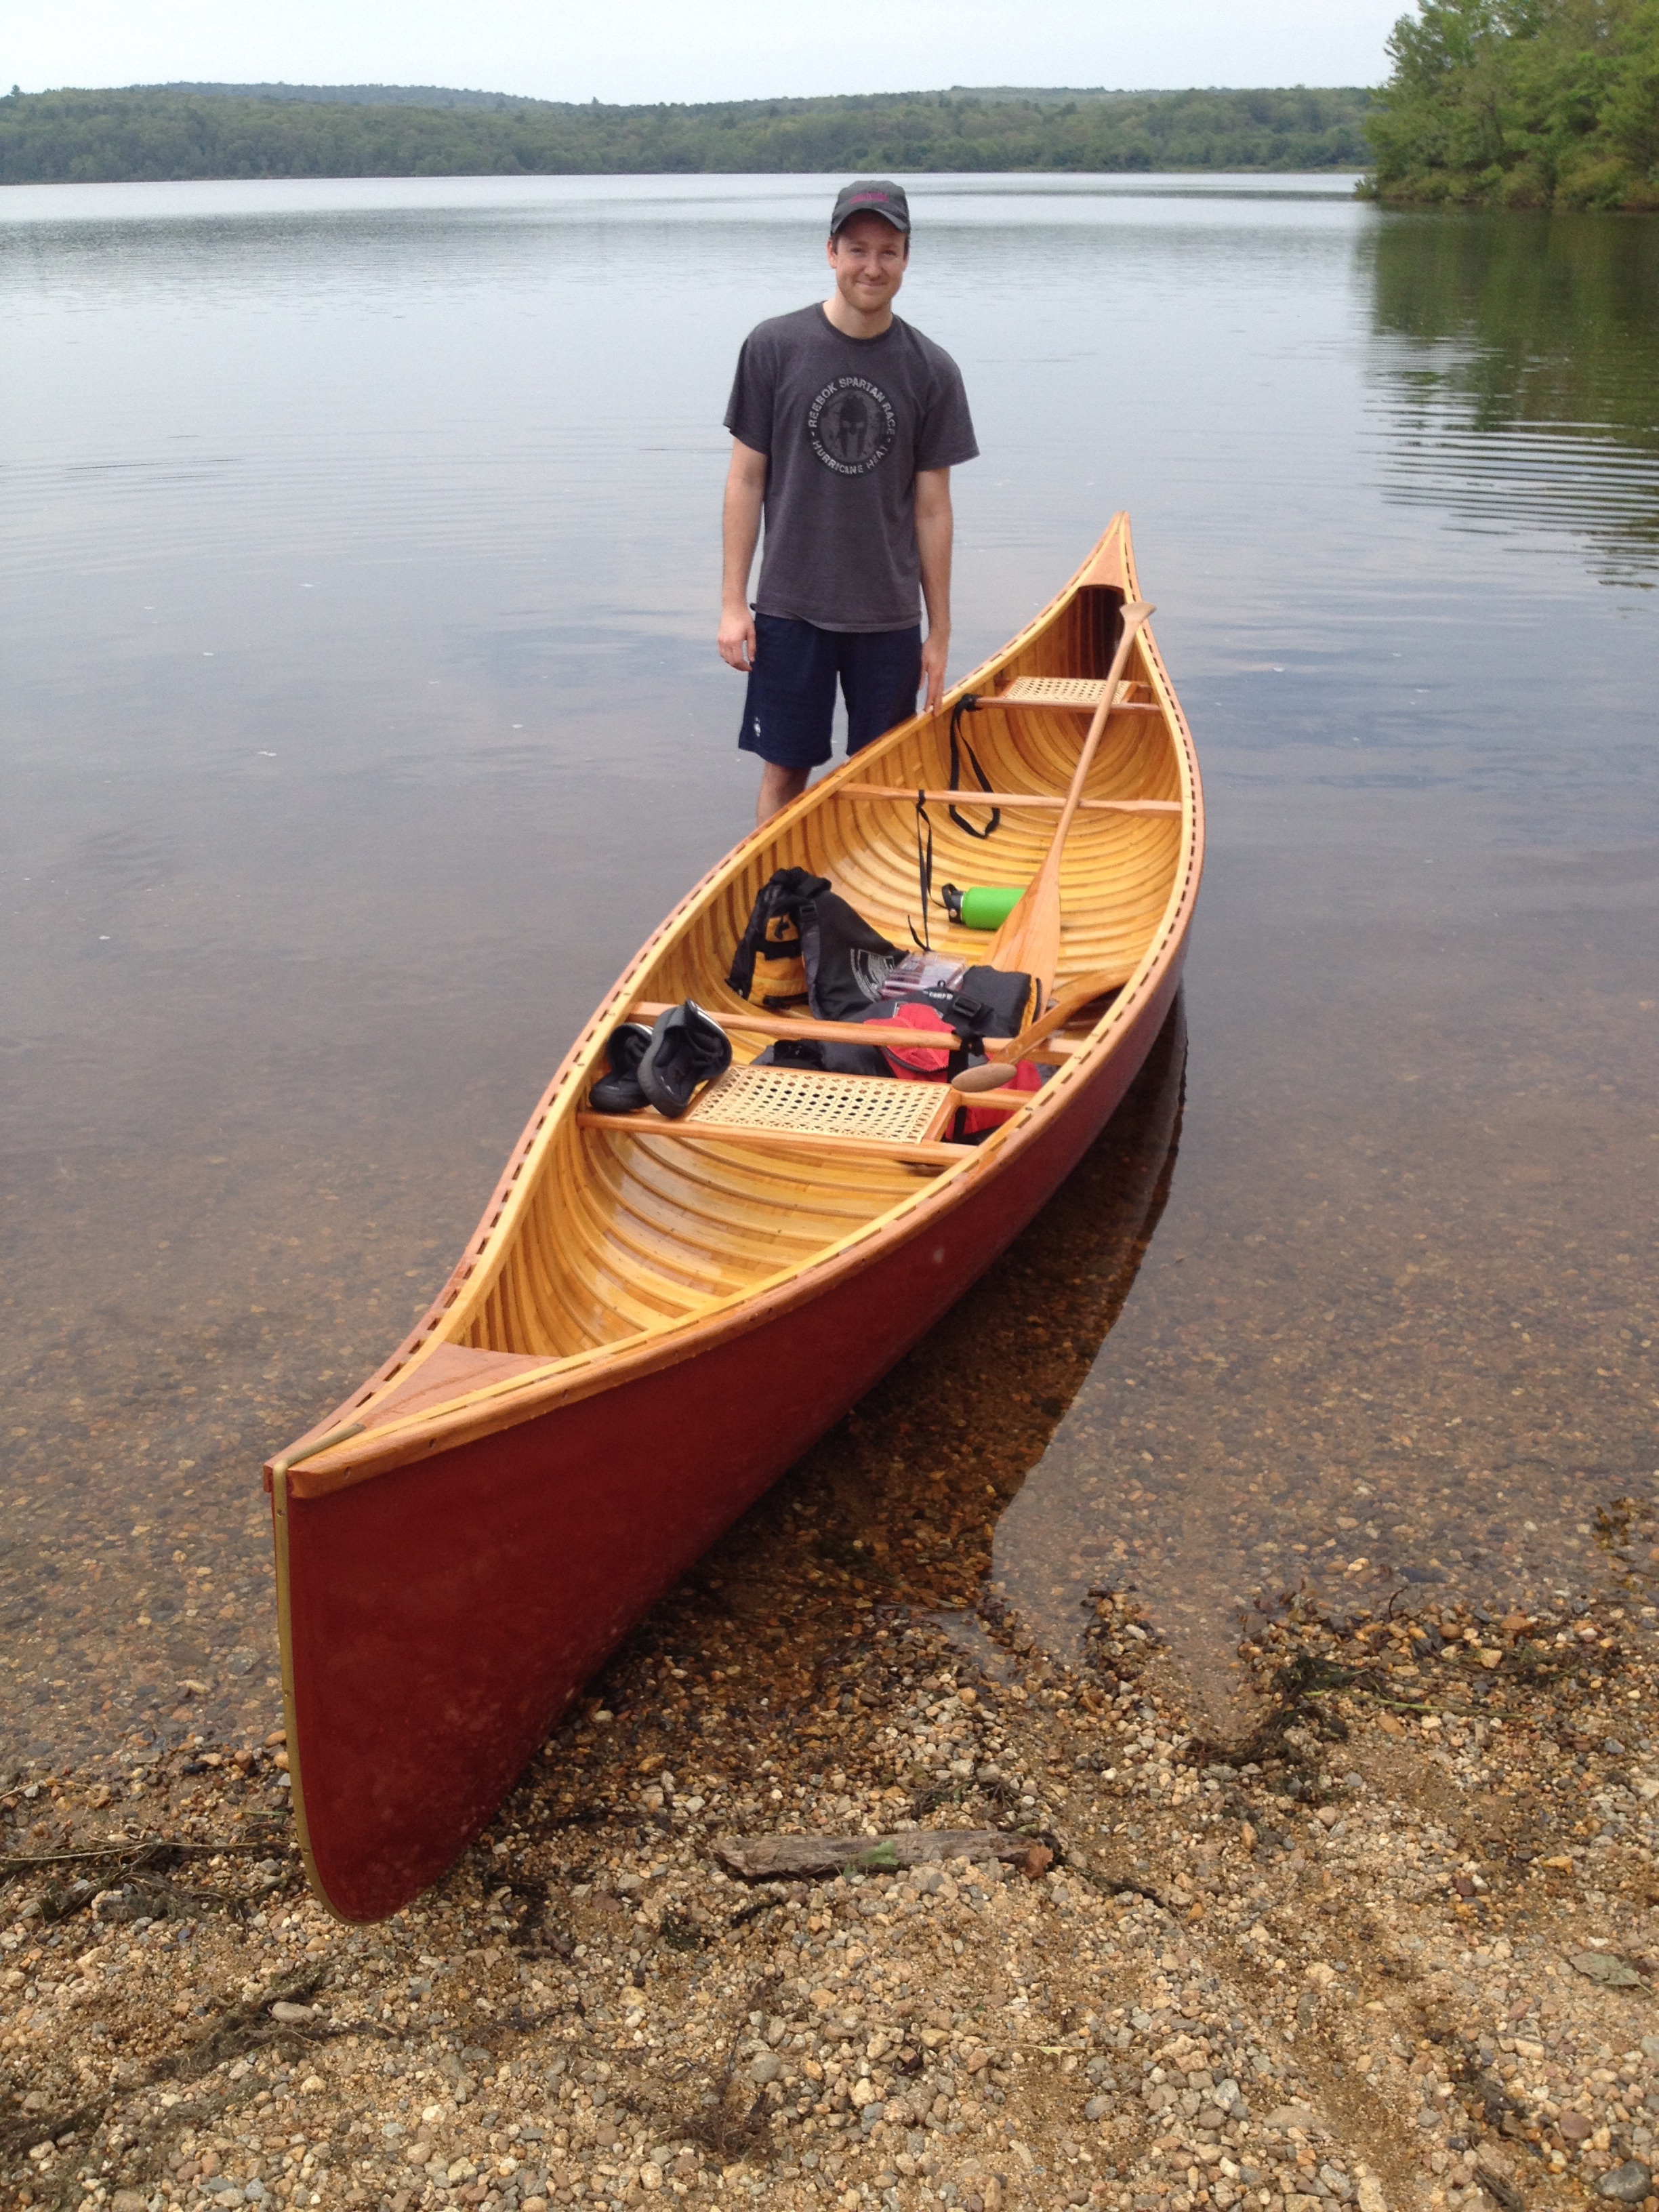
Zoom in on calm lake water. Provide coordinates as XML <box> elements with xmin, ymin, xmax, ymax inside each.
<box><xmin>3</xmin><ymin>172</ymin><xmax>1656</xmax><ymax>1765</ymax></box>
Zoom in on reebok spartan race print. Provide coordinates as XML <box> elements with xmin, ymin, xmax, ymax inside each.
<box><xmin>808</xmin><ymin>377</ymin><xmax>898</xmax><ymax>476</ymax></box>
<box><xmin>724</xmin><ymin>304</ymin><xmax>977</xmax><ymax>632</ymax></box>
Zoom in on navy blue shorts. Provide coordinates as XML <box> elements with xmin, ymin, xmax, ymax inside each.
<box><xmin>737</xmin><ymin>612</ymin><xmax>922</xmax><ymax>770</ymax></box>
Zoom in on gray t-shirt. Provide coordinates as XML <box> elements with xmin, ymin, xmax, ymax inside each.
<box><xmin>724</xmin><ymin>304</ymin><xmax>979</xmax><ymax>633</ymax></box>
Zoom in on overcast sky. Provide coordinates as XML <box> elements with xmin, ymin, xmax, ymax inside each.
<box><xmin>14</xmin><ymin>0</ymin><xmax>1408</xmax><ymax>102</ymax></box>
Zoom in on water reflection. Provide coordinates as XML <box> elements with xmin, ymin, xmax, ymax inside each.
<box><xmin>1364</xmin><ymin>213</ymin><xmax>1659</xmax><ymax>582</ymax></box>
<box><xmin>769</xmin><ymin>1002</ymin><xmax>1186</xmax><ymax>1635</ymax></box>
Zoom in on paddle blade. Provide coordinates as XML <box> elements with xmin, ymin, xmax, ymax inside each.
<box><xmin>949</xmin><ymin>1061</ymin><xmax>1019</xmax><ymax>1097</ymax></box>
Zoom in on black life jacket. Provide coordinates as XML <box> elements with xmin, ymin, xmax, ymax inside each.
<box><xmin>726</xmin><ymin>867</ymin><xmax>832</xmax><ymax>1010</ymax></box>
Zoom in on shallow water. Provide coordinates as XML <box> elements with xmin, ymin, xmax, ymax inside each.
<box><xmin>3</xmin><ymin>173</ymin><xmax>1656</xmax><ymax>1767</ymax></box>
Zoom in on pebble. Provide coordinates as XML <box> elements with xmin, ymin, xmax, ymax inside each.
<box><xmin>1569</xmin><ymin>1948</ymin><xmax>1643</xmax><ymax>1987</ymax></box>
<box><xmin>1597</xmin><ymin>2161</ymin><xmax>1654</xmax><ymax>2203</ymax></box>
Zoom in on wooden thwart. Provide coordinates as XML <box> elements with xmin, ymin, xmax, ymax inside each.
<box><xmin>627</xmin><ymin>998</ymin><xmax>1082</xmax><ymax>1060</ymax></box>
<box><xmin>712</xmin><ymin>1828</ymin><xmax>1054</xmax><ymax>1881</ymax></box>
<box><xmin>838</xmin><ymin>786</ymin><xmax>1179</xmax><ymax>814</ymax></box>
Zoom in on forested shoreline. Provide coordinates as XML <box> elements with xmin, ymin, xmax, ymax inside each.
<box><xmin>0</xmin><ymin>82</ymin><xmax>1372</xmax><ymax>185</ymax></box>
<box><xmin>1365</xmin><ymin>0</ymin><xmax>1659</xmax><ymax>208</ymax></box>
<box><xmin>9</xmin><ymin>28</ymin><xmax>1654</xmax><ymax>211</ymax></box>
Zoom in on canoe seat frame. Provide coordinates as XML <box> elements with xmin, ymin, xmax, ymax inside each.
<box><xmin>687</xmin><ymin>1063</ymin><xmax>955</xmax><ymax>1145</ymax></box>
<box><xmin>985</xmin><ymin>679</ymin><xmax>1160</xmax><ymax>711</ymax></box>
<box><xmin>575</xmin><ymin>1062</ymin><xmax>977</xmax><ymax>1167</ymax></box>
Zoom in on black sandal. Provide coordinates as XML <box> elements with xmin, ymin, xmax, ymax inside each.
<box><xmin>636</xmin><ymin>1001</ymin><xmax>733</xmax><ymax>1119</ymax></box>
<box><xmin>588</xmin><ymin>1021</ymin><xmax>655</xmax><ymax>1115</ymax></box>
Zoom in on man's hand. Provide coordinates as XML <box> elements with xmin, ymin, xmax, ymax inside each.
<box><xmin>920</xmin><ymin>627</ymin><xmax>949</xmax><ymax>711</ymax></box>
<box><xmin>718</xmin><ymin>602</ymin><xmax>757</xmax><ymax>672</ymax></box>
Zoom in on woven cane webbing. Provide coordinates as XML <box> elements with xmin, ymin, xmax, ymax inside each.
<box><xmin>687</xmin><ymin>1065</ymin><xmax>947</xmax><ymax>1145</ymax></box>
<box><xmin>997</xmin><ymin>676</ymin><xmax>1109</xmax><ymax>705</ymax></box>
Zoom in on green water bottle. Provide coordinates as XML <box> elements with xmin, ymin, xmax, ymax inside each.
<box><xmin>941</xmin><ymin>882</ymin><xmax>1025</xmax><ymax>931</ymax></box>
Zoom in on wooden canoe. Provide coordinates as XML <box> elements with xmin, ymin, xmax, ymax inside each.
<box><xmin>264</xmin><ymin>512</ymin><xmax>1204</xmax><ymax>1922</ymax></box>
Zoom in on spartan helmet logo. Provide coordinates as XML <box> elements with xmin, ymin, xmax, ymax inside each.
<box><xmin>808</xmin><ymin>377</ymin><xmax>897</xmax><ymax>476</ymax></box>
<box><xmin>820</xmin><ymin>388</ymin><xmax>882</xmax><ymax>464</ymax></box>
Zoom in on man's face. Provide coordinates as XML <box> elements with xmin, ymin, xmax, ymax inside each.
<box><xmin>827</xmin><ymin>213</ymin><xmax>909</xmax><ymax>316</ymax></box>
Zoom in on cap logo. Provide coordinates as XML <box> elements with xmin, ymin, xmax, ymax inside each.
<box><xmin>831</xmin><ymin>179</ymin><xmax>909</xmax><ymax>232</ymax></box>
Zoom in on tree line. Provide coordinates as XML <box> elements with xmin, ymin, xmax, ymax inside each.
<box><xmin>1364</xmin><ymin>0</ymin><xmax>1659</xmax><ymax>207</ymax></box>
<box><xmin>0</xmin><ymin>83</ymin><xmax>1373</xmax><ymax>186</ymax></box>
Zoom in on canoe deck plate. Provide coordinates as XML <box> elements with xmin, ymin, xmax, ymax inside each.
<box><xmin>686</xmin><ymin>1064</ymin><xmax>949</xmax><ymax>1145</ymax></box>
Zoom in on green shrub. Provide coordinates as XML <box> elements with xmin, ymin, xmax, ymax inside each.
<box><xmin>1498</xmin><ymin>152</ymin><xmax>1556</xmax><ymax>199</ymax></box>
<box><xmin>1555</xmin><ymin>149</ymin><xmax>1639</xmax><ymax>201</ymax></box>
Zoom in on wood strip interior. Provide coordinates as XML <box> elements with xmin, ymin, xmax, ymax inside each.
<box><xmin>359</xmin><ymin>556</ymin><xmax>1187</xmax><ymax>1376</ymax></box>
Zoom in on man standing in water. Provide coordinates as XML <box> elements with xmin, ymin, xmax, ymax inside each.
<box><xmin>718</xmin><ymin>180</ymin><xmax>979</xmax><ymax>825</ymax></box>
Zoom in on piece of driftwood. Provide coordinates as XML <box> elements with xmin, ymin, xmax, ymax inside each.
<box><xmin>712</xmin><ymin>1828</ymin><xmax>1050</xmax><ymax>1882</ymax></box>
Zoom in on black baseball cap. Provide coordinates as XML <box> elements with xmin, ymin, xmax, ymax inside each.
<box><xmin>830</xmin><ymin>179</ymin><xmax>911</xmax><ymax>237</ymax></box>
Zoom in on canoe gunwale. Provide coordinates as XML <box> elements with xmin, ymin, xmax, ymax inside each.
<box><xmin>266</xmin><ymin>514</ymin><xmax>1205</xmax><ymax>1503</ymax></box>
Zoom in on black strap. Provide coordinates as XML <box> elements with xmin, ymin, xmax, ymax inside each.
<box><xmin>948</xmin><ymin>695</ymin><xmax>1001</xmax><ymax>839</ymax></box>
<box><xmin>909</xmin><ymin>790</ymin><xmax>934</xmax><ymax>949</ymax></box>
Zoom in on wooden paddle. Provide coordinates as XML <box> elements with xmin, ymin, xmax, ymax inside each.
<box><xmin>984</xmin><ymin>599</ymin><xmax>1155</xmax><ymax>998</ymax></box>
<box><xmin>630</xmin><ymin>970</ymin><xmax>1139</xmax><ymax>1068</ymax></box>
<box><xmin>983</xmin><ymin>965</ymin><xmax>1128</xmax><ymax>1065</ymax></box>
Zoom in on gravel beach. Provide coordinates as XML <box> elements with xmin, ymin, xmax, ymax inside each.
<box><xmin>7</xmin><ymin>1496</ymin><xmax>1659</xmax><ymax>2212</ymax></box>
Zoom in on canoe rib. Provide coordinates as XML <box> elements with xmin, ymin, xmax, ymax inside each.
<box><xmin>574</xmin><ymin>1114</ymin><xmax>972</xmax><ymax>1168</ymax></box>
<box><xmin>267</xmin><ymin>511</ymin><xmax>1206</xmax><ymax>1922</ymax></box>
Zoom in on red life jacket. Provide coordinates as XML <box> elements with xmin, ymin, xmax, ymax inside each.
<box><xmin>861</xmin><ymin>1002</ymin><xmax>1044</xmax><ymax>1136</ymax></box>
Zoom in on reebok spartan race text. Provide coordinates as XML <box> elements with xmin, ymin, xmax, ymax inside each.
<box><xmin>808</xmin><ymin>377</ymin><xmax>897</xmax><ymax>476</ymax></box>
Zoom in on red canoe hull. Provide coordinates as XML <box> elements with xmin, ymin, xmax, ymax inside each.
<box><xmin>276</xmin><ymin>958</ymin><xmax>1182</xmax><ymax>1921</ymax></box>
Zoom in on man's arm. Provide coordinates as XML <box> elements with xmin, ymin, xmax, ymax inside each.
<box><xmin>915</xmin><ymin>467</ymin><xmax>954</xmax><ymax>710</ymax></box>
<box><xmin>718</xmin><ymin>439</ymin><xmax>768</xmax><ymax>672</ymax></box>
